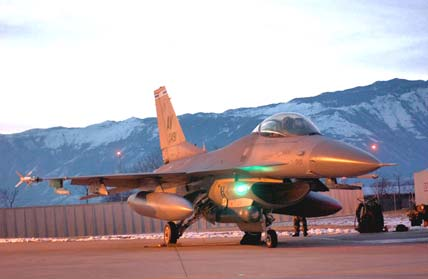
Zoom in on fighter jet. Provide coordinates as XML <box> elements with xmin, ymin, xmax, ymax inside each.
<box><xmin>18</xmin><ymin>86</ymin><xmax>394</xmax><ymax>247</ymax></box>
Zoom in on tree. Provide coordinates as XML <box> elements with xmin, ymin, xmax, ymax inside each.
<box><xmin>131</xmin><ymin>151</ymin><xmax>163</xmax><ymax>173</ymax></box>
<box><xmin>370</xmin><ymin>176</ymin><xmax>391</xmax><ymax>207</ymax></box>
<box><xmin>102</xmin><ymin>151</ymin><xmax>163</xmax><ymax>202</ymax></box>
<box><xmin>393</xmin><ymin>174</ymin><xmax>403</xmax><ymax>210</ymax></box>
<box><xmin>0</xmin><ymin>187</ymin><xmax>21</xmax><ymax>208</ymax></box>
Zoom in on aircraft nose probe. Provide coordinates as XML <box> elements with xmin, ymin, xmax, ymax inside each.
<box><xmin>309</xmin><ymin>139</ymin><xmax>396</xmax><ymax>177</ymax></box>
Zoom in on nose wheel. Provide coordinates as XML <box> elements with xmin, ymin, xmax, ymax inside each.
<box><xmin>265</xmin><ymin>229</ymin><xmax>278</xmax><ymax>248</ymax></box>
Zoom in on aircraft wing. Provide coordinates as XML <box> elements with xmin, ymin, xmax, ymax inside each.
<box><xmin>20</xmin><ymin>172</ymin><xmax>188</xmax><ymax>198</ymax></box>
<box><xmin>68</xmin><ymin>172</ymin><xmax>188</xmax><ymax>187</ymax></box>
<box><xmin>17</xmin><ymin>162</ymin><xmax>286</xmax><ymax>199</ymax></box>
<box><xmin>65</xmin><ymin>161</ymin><xmax>283</xmax><ymax>188</ymax></box>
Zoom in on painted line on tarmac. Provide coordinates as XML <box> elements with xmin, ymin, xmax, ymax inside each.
<box><xmin>357</xmin><ymin>237</ymin><xmax>428</xmax><ymax>244</ymax></box>
<box><xmin>315</xmin><ymin>236</ymin><xmax>428</xmax><ymax>245</ymax></box>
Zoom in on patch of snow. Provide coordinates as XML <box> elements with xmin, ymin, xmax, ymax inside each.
<box><xmin>400</xmin><ymin>90</ymin><xmax>428</xmax><ymax>115</ymax></box>
<box><xmin>377</xmin><ymin>96</ymin><xmax>413</xmax><ymax>130</ymax></box>
<box><xmin>1</xmin><ymin>215</ymin><xmax>421</xmax><ymax>244</ymax></box>
<box><xmin>316</xmin><ymin>112</ymin><xmax>372</xmax><ymax>138</ymax></box>
<box><xmin>143</xmin><ymin>124</ymin><xmax>159</xmax><ymax>141</ymax></box>
<box><xmin>29</xmin><ymin>118</ymin><xmax>142</xmax><ymax>149</ymax></box>
<box><xmin>358</xmin><ymin>236</ymin><xmax>428</xmax><ymax>244</ymax></box>
<box><xmin>219</xmin><ymin>127</ymin><xmax>230</xmax><ymax>134</ymax></box>
<box><xmin>225</xmin><ymin>102</ymin><xmax>325</xmax><ymax>118</ymax></box>
<box><xmin>277</xmin><ymin>215</ymin><xmax>414</xmax><ymax>231</ymax></box>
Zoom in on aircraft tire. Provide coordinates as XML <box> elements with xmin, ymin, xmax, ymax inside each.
<box><xmin>265</xmin><ymin>229</ymin><xmax>278</xmax><ymax>248</ymax></box>
<box><xmin>164</xmin><ymin>222</ymin><xmax>179</xmax><ymax>245</ymax></box>
<box><xmin>240</xmin><ymin>232</ymin><xmax>261</xmax><ymax>245</ymax></box>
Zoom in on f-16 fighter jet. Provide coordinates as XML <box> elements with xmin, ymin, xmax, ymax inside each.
<box><xmin>18</xmin><ymin>87</ymin><xmax>394</xmax><ymax>247</ymax></box>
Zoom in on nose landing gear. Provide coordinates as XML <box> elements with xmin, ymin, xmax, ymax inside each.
<box><xmin>262</xmin><ymin>213</ymin><xmax>278</xmax><ymax>248</ymax></box>
<box><xmin>265</xmin><ymin>229</ymin><xmax>278</xmax><ymax>248</ymax></box>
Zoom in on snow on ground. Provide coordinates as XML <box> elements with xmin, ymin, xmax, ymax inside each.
<box><xmin>1</xmin><ymin>215</ymin><xmax>426</xmax><ymax>244</ymax></box>
<box><xmin>298</xmin><ymin>214</ymin><xmax>410</xmax><ymax>228</ymax></box>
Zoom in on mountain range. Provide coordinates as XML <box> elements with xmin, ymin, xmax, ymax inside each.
<box><xmin>1</xmin><ymin>78</ymin><xmax>427</xmax><ymax>207</ymax></box>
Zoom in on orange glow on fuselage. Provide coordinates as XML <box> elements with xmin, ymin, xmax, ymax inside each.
<box><xmin>313</xmin><ymin>157</ymin><xmax>380</xmax><ymax>166</ymax></box>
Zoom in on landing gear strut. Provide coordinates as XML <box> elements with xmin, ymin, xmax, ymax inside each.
<box><xmin>163</xmin><ymin>194</ymin><xmax>208</xmax><ymax>246</ymax></box>
<box><xmin>262</xmin><ymin>213</ymin><xmax>278</xmax><ymax>248</ymax></box>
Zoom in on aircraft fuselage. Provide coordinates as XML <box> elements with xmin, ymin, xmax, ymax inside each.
<box><xmin>156</xmin><ymin>133</ymin><xmax>381</xmax><ymax>179</ymax></box>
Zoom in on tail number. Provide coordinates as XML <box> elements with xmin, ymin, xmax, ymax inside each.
<box><xmin>167</xmin><ymin>115</ymin><xmax>173</xmax><ymax>130</ymax></box>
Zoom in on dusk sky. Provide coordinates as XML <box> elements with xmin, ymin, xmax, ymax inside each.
<box><xmin>1</xmin><ymin>0</ymin><xmax>427</xmax><ymax>134</ymax></box>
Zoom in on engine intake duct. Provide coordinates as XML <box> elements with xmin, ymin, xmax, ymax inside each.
<box><xmin>274</xmin><ymin>191</ymin><xmax>342</xmax><ymax>217</ymax></box>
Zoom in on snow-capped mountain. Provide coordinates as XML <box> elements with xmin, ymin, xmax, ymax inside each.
<box><xmin>1</xmin><ymin>78</ymin><xmax>427</xmax><ymax>207</ymax></box>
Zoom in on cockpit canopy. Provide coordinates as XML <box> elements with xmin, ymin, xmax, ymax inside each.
<box><xmin>252</xmin><ymin>112</ymin><xmax>321</xmax><ymax>137</ymax></box>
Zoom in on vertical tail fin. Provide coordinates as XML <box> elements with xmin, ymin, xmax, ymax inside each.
<box><xmin>154</xmin><ymin>87</ymin><xmax>204</xmax><ymax>164</ymax></box>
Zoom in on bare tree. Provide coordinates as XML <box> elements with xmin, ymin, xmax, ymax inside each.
<box><xmin>0</xmin><ymin>187</ymin><xmax>21</xmax><ymax>208</ymax></box>
<box><xmin>393</xmin><ymin>174</ymin><xmax>403</xmax><ymax>210</ymax></box>
<box><xmin>370</xmin><ymin>177</ymin><xmax>391</xmax><ymax>206</ymax></box>
<box><xmin>102</xmin><ymin>151</ymin><xmax>163</xmax><ymax>203</ymax></box>
<box><xmin>131</xmin><ymin>151</ymin><xmax>163</xmax><ymax>173</ymax></box>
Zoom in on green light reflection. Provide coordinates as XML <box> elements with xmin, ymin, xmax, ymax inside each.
<box><xmin>234</xmin><ymin>181</ymin><xmax>250</xmax><ymax>196</ymax></box>
<box><xmin>241</xmin><ymin>165</ymin><xmax>272</xmax><ymax>172</ymax></box>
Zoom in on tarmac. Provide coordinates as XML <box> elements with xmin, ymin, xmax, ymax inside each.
<box><xmin>1</xmin><ymin>229</ymin><xmax>427</xmax><ymax>279</ymax></box>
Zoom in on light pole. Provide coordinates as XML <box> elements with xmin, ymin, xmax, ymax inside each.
<box><xmin>116</xmin><ymin>150</ymin><xmax>123</xmax><ymax>173</ymax></box>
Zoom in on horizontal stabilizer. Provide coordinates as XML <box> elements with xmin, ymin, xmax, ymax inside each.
<box><xmin>325</xmin><ymin>178</ymin><xmax>362</xmax><ymax>190</ymax></box>
<box><xmin>356</xmin><ymin>173</ymin><xmax>379</xmax><ymax>179</ymax></box>
<box><xmin>80</xmin><ymin>194</ymin><xmax>101</xmax><ymax>200</ymax></box>
<box><xmin>327</xmin><ymin>183</ymin><xmax>362</xmax><ymax>190</ymax></box>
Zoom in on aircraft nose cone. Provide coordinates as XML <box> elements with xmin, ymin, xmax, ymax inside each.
<box><xmin>309</xmin><ymin>139</ymin><xmax>381</xmax><ymax>177</ymax></box>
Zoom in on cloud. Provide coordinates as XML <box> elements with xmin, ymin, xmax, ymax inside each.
<box><xmin>0</xmin><ymin>21</ymin><xmax>32</xmax><ymax>38</ymax></box>
<box><xmin>1</xmin><ymin>0</ymin><xmax>427</xmax><ymax>133</ymax></box>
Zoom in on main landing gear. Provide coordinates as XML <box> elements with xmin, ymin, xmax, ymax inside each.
<box><xmin>163</xmin><ymin>195</ymin><xmax>208</xmax><ymax>246</ymax></box>
<box><xmin>164</xmin><ymin>222</ymin><xmax>179</xmax><ymax>245</ymax></box>
<box><xmin>164</xmin><ymin>218</ymin><xmax>199</xmax><ymax>246</ymax></box>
